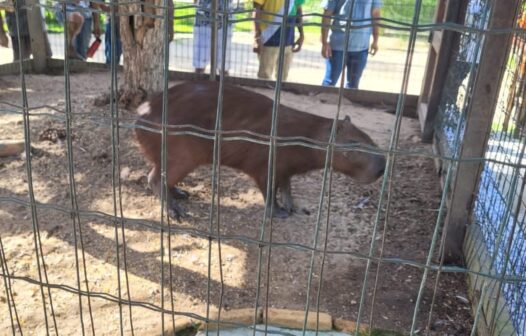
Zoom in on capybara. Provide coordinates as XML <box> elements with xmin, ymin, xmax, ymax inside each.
<box><xmin>134</xmin><ymin>81</ymin><xmax>386</xmax><ymax>219</ymax></box>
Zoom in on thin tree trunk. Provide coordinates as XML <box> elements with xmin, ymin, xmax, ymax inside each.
<box><xmin>119</xmin><ymin>0</ymin><xmax>173</xmax><ymax>104</ymax></box>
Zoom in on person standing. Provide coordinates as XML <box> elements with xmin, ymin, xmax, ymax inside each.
<box><xmin>253</xmin><ymin>0</ymin><xmax>304</xmax><ymax>81</ymax></box>
<box><xmin>92</xmin><ymin>1</ymin><xmax>122</xmax><ymax>65</ymax></box>
<box><xmin>55</xmin><ymin>0</ymin><xmax>101</xmax><ymax>60</ymax></box>
<box><xmin>0</xmin><ymin>13</ymin><xmax>7</xmax><ymax>49</ymax></box>
<box><xmin>193</xmin><ymin>0</ymin><xmax>234</xmax><ymax>75</ymax></box>
<box><xmin>0</xmin><ymin>0</ymin><xmax>31</xmax><ymax>61</ymax></box>
<box><xmin>321</xmin><ymin>0</ymin><xmax>381</xmax><ymax>89</ymax></box>
<box><xmin>104</xmin><ymin>14</ymin><xmax>121</xmax><ymax>65</ymax></box>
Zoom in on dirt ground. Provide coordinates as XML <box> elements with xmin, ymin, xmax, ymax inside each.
<box><xmin>0</xmin><ymin>71</ymin><xmax>472</xmax><ymax>335</ymax></box>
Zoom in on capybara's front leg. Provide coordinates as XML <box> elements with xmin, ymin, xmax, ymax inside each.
<box><xmin>148</xmin><ymin>166</ymin><xmax>187</xmax><ymax>221</ymax></box>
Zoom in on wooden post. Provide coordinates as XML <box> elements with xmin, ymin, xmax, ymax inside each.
<box><xmin>26</xmin><ymin>0</ymin><xmax>50</xmax><ymax>72</ymax></box>
<box><xmin>209</xmin><ymin>0</ymin><xmax>218</xmax><ymax>80</ymax></box>
<box><xmin>417</xmin><ymin>0</ymin><xmax>462</xmax><ymax>143</ymax></box>
<box><xmin>442</xmin><ymin>0</ymin><xmax>521</xmax><ymax>264</ymax></box>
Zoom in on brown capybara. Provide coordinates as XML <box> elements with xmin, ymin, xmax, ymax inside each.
<box><xmin>134</xmin><ymin>81</ymin><xmax>385</xmax><ymax>220</ymax></box>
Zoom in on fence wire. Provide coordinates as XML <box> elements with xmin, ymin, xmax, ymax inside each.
<box><xmin>1</xmin><ymin>0</ymin><xmax>526</xmax><ymax>335</ymax></box>
<box><xmin>435</xmin><ymin>0</ymin><xmax>526</xmax><ymax>335</ymax></box>
<box><xmin>0</xmin><ymin>0</ymin><xmax>438</xmax><ymax>94</ymax></box>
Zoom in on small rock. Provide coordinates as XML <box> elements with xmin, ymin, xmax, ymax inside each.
<box><xmin>455</xmin><ymin>295</ymin><xmax>469</xmax><ymax>304</ymax></box>
<box><xmin>120</xmin><ymin>166</ymin><xmax>131</xmax><ymax>180</ymax></box>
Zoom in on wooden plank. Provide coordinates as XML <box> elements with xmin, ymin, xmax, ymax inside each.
<box><xmin>417</xmin><ymin>102</ymin><xmax>428</xmax><ymax>132</ymax></box>
<box><xmin>432</xmin><ymin>136</ymin><xmax>443</xmax><ymax>177</ymax></box>
<box><xmin>431</xmin><ymin>30</ymin><xmax>443</xmax><ymax>53</ymax></box>
<box><xmin>0</xmin><ymin>59</ymin><xmax>32</xmax><ymax>75</ymax></box>
<box><xmin>12</xmin><ymin>59</ymin><xmax>418</xmax><ymax>118</ymax></box>
<box><xmin>442</xmin><ymin>0</ymin><xmax>522</xmax><ymax>265</ymax></box>
<box><xmin>417</xmin><ymin>0</ymin><xmax>463</xmax><ymax>143</ymax></box>
<box><xmin>464</xmin><ymin>224</ymin><xmax>517</xmax><ymax>336</ymax></box>
<box><xmin>0</xmin><ymin>140</ymin><xmax>25</xmax><ymax>157</ymax></box>
<box><xmin>168</xmin><ymin>70</ymin><xmax>419</xmax><ymax>117</ymax></box>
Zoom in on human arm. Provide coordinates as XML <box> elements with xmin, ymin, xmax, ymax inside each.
<box><xmin>0</xmin><ymin>12</ymin><xmax>8</xmax><ymax>48</ymax></box>
<box><xmin>92</xmin><ymin>1</ymin><xmax>110</xmax><ymax>12</ymax></box>
<box><xmin>370</xmin><ymin>6</ymin><xmax>380</xmax><ymax>55</ymax></box>
<box><xmin>321</xmin><ymin>8</ymin><xmax>332</xmax><ymax>58</ymax></box>
<box><xmin>90</xmin><ymin>1</ymin><xmax>102</xmax><ymax>37</ymax></box>
<box><xmin>168</xmin><ymin>0</ymin><xmax>174</xmax><ymax>41</ymax></box>
<box><xmin>253</xmin><ymin>2</ymin><xmax>263</xmax><ymax>53</ymax></box>
<box><xmin>292</xmin><ymin>5</ymin><xmax>303</xmax><ymax>52</ymax></box>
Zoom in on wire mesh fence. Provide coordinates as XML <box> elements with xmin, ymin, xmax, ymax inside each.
<box><xmin>1</xmin><ymin>0</ymin><xmax>526</xmax><ymax>335</ymax></box>
<box><xmin>0</xmin><ymin>0</ymin><xmax>436</xmax><ymax>94</ymax></box>
<box><xmin>434</xmin><ymin>0</ymin><xmax>526</xmax><ymax>334</ymax></box>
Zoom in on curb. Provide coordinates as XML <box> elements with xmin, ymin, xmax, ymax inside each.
<box><xmin>162</xmin><ymin>308</ymin><xmax>370</xmax><ymax>335</ymax></box>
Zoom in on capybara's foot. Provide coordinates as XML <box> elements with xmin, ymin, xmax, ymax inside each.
<box><xmin>282</xmin><ymin>201</ymin><xmax>295</xmax><ymax>214</ymax></box>
<box><xmin>168</xmin><ymin>201</ymin><xmax>187</xmax><ymax>221</ymax></box>
<box><xmin>172</xmin><ymin>186</ymin><xmax>190</xmax><ymax>200</ymax></box>
<box><xmin>272</xmin><ymin>207</ymin><xmax>290</xmax><ymax>219</ymax></box>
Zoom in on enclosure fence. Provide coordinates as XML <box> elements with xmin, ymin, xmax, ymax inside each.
<box><xmin>1</xmin><ymin>0</ymin><xmax>526</xmax><ymax>335</ymax></box>
<box><xmin>0</xmin><ymin>0</ymin><xmax>438</xmax><ymax>94</ymax></box>
<box><xmin>434</xmin><ymin>0</ymin><xmax>526</xmax><ymax>334</ymax></box>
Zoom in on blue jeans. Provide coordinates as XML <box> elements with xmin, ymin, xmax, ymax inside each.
<box><xmin>104</xmin><ymin>20</ymin><xmax>122</xmax><ymax>65</ymax></box>
<box><xmin>75</xmin><ymin>17</ymin><xmax>92</xmax><ymax>59</ymax></box>
<box><xmin>322</xmin><ymin>49</ymin><xmax>369</xmax><ymax>89</ymax></box>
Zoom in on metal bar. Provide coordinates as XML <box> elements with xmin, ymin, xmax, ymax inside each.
<box><xmin>15</xmin><ymin>2</ymin><xmax>59</xmax><ymax>334</ymax></box>
<box><xmin>209</xmin><ymin>0</ymin><xmax>218</xmax><ymax>79</ymax></box>
<box><xmin>0</xmin><ymin>235</ymin><xmax>20</xmax><ymax>336</ymax></box>
<box><xmin>61</xmin><ymin>3</ymin><xmax>97</xmax><ymax>334</ymax></box>
<box><xmin>357</xmin><ymin>0</ymin><xmax>423</xmax><ymax>332</ymax></box>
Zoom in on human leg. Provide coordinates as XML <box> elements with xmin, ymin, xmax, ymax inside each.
<box><xmin>345</xmin><ymin>49</ymin><xmax>369</xmax><ymax>89</ymax></box>
<box><xmin>276</xmin><ymin>46</ymin><xmax>293</xmax><ymax>81</ymax></box>
<box><xmin>115</xmin><ymin>22</ymin><xmax>122</xmax><ymax>63</ymax></box>
<box><xmin>193</xmin><ymin>25</ymin><xmax>211</xmax><ymax>73</ymax></box>
<box><xmin>104</xmin><ymin>19</ymin><xmax>122</xmax><ymax>65</ymax></box>
<box><xmin>321</xmin><ymin>49</ymin><xmax>344</xmax><ymax>86</ymax></box>
<box><xmin>65</xmin><ymin>12</ymin><xmax>84</xmax><ymax>59</ymax></box>
<box><xmin>20</xmin><ymin>35</ymin><xmax>31</xmax><ymax>60</ymax></box>
<box><xmin>75</xmin><ymin>16</ymin><xmax>92</xmax><ymax>59</ymax></box>
<box><xmin>215</xmin><ymin>25</ymin><xmax>233</xmax><ymax>75</ymax></box>
<box><xmin>104</xmin><ymin>20</ymin><xmax>111</xmax><ymax>64</ymax></box>
<box><xmin>257</xmin><ymin>45</ymin><xmax>278</xmax><ymax>79</ymax></box>
<box><xmin>11</xmin><ymin>36</ymin><xmax>20</xmax><ymax>61</ymax></box>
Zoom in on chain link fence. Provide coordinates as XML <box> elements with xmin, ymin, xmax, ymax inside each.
<box><xmin>434</xmin><ymin>0</ymin><xmax>526</xmax><ymax>334</ymax></box>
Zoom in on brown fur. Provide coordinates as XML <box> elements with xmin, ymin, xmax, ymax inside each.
<box><xmin>134</xmin><ymin>81</ymin><xmax>385</xmax><ymax>219</ymax></box>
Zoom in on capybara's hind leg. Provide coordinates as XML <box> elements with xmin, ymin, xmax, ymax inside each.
<box><xmin>148</xmin><ymin>166</ymin><xmax>187</xmax><ymax>220</ymax></box>
<box><xmin>256</xmin><ymin>176</ymin><xmax>290</xmax><ymax>219</ymax></box>
<box><xmin>280</xmin><ymin>178</ymin><xmax>295</xmax><ymax>214</ymax></box>
<box><xmin>171</xmin><ymin>186</ymin><xmax>190</xmax><ymax>200</ymax></box>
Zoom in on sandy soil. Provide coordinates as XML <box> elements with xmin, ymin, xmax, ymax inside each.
<box><xmin>0</xmin><ymin>71</ymin><xmax>472</xmax><ymax>335</ymax></box>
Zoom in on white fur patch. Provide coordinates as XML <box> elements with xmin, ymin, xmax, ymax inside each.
<box><xmin>137</xmin><ymin>101</ymin><xmax>151</xmax><ymax>116</ymax></box>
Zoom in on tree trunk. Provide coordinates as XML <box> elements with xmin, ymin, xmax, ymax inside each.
<box><xmin>119</xmin><ymin>0</ymin><xmax>173</xmax><ymax>105</ymax></box>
